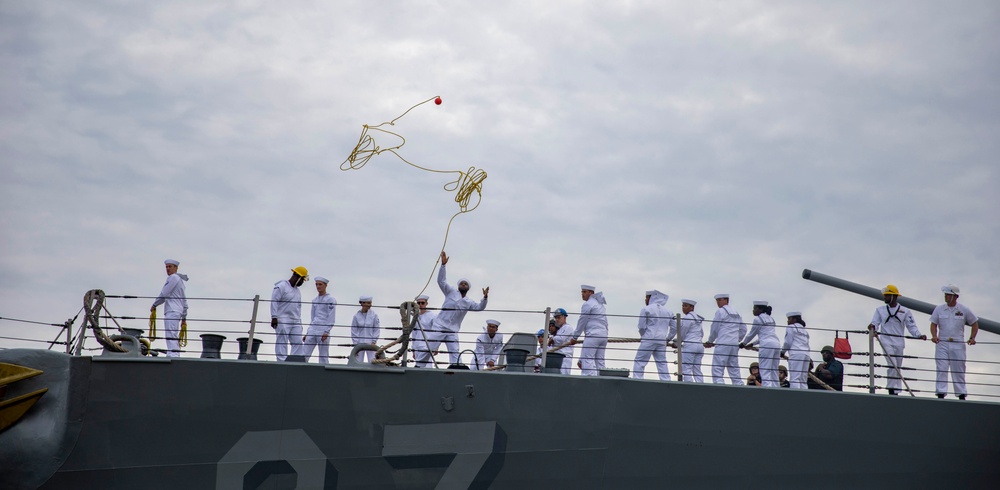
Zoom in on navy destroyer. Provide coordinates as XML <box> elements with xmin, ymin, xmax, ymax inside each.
<box><xmin>2</xmin><ymin>271</ymin><xmax>999</xmax><ymax>489</ymax></box>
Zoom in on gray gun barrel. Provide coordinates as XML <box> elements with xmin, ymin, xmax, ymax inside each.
<box><xmin>802</xmin><ymin>269</ymin><xmax>1000</xmax><ymax>336</ymax></box>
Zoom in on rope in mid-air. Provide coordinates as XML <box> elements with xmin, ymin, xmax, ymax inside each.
<box><xmin>340</xmin><ymin>95</ymin><xmax>488</xmax><ymax>299</ymax></box>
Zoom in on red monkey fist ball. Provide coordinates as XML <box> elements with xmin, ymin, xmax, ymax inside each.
<box><xmin>434</xmin><ymin>97</ymin><xmax>442</xmax><ymax>105</ymax></box>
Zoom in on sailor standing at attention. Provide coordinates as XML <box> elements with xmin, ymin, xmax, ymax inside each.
<box><xmin>867</xmin><ymin>285</ymin><xmax>926</xmax><ymax>395</ymax></box>
<box><xmin>271</xmin><ymin>266</ymin><xmax>308</xmax><ymax>362</ymax></box>
<box><xmin>632</xmin><ymin>290</ymin><xmax>673</xmax><ymax>380</ymax></box>
<box><xmin>672</xmin><ymin>299</ymin><xmax>705</xmax><ymax>382</ymax></box>
<box><xmin>930</xmin><ymin>284</ymin><xmax>979</xmax><ymax>400</ymax></box>
<box><xmin>572</xmin><ymin>284</ymin><xmax>609</xmax><ymax>376</ymax></box>
<box><xmin>351</xmin><ymin>296</ymin><xmax>381</xmax><ymax>362</ymax></box>
<box><xmin>416</xmin><ymin>251</ymin><xmax>489</xmax><ymax>366</ymax></box>
<box><xmin>704</xmin><ymin>293</ymin><xmax>745</xmax><ymax>385</ymax></box>
<box><xmin>550</xmin><ymin>308</ymin><xmax>575</xmax><ymax>374</ymax></box>
<box><xmin>300</xmin><ymin>276</ymin><xmax>336</xmax><ymax>364</ymax></box>
<box><xmin>411</xmin><ymin>295</ymin><xmax>437</xmax><ymax>367</ymax></box>
<box><xmin>473</xmin><ymin>320</ymin><xmax>504</xmax><ymax>370</ymax></box>
<box><xmin>151</xmin><ymin>259</ymin><xmax>188</xmax><ymax>357</ymax></box>
<box><xmin>741</xmin><ymin>301</ymin><xmax>781</xmax><ymax>387</ymax></box>
<box><xmin>781</xmin><ymin>312</ymin><xmax>811</xmax><ymax>389</ymax></box>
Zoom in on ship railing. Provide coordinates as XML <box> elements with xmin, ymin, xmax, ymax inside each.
<box><xmin>3</xmin><ymin>294</ymin><xmax>1000</xmax><ymax>401</ymax></box>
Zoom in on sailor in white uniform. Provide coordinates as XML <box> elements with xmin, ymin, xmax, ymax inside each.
<box><xmin>151</xmin><ymin>259</ymin><xmax>188</xmax><ymax>357</ymax></box>
<box><xmin>673</xmin><ymin>299</ymin><xmax>705</xmax><ymax>383</ymax></box>
<box><xmin>550</xmin><ymin>308</ymin><xmax>575</xmax><ymax>374</ymax></box>
<box><xmin>868</xmin><ymin>285</ymin><xmax>926</xmax><ymax>395</ymax></box>
<box><xmin>473</xmin><ymin>319</ymin><xmax>504</xmax><ymax>370</ymax></box>
<box><xmin>781</xmin><ymin>312</ymin><xmax>811</xmax><ymax>389</ymax></box>
<box><xmin>411</xmin><ymin>295</ymin><xmax>438</xmax><ymax>367</ymax></box>
<box><xmin>301</xmin><ymin>276</ymin><xmax>336</xmax><ymax>364</ymax></box>
<box><xmin>572</xmin><ymin>284</ymin><xmax>609</xmax><ymax>376</ymax></box>
<box><xmin>704</xmin><ymin>293</ymin><xmax>745</xmax><ymax>385</ymax></box>
<box><xmin>416</xmin><ymin>251</ymin><xmax>489</xmax><ymax>366</ymax></box>
<box><xmin>351</xmin><ymin>296</ymin><xmax>381</xmax><ymax>363</ymax></box>
<box><xmin>632</xmin><ymin>290</ymin><xmax>673</xmax><ymax>380</ymax></box>
<box><xmin>929</xmin><ymin>285</ymin><xmax>980</xmax><ymax>400</ymax></box>
<box><xmin>741</xmin><ymin>301</ymin><xmax>780</xmax><ymax>387</ymax></box>
<box><xmin>271</xmin><ymin>266</ymin><xmax>308</xmax><ymax>362</ymax></box>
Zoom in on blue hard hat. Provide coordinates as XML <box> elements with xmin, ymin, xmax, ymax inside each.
<box><xmin>537</xmin><ymin>329</ymin><xmax>546</xmax><ymax>337</ymax></box>
<box><xmin>553</xmin><ymin>308</ymin><xmax>568</xmax><ymax>317</ymax></box>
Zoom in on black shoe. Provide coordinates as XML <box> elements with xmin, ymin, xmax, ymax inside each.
<box><xmin>936</xmin><ymin>393</ymin><xmax>945</xmax><ymax>399</ymax></box>
<box><xmin>888</xmin><ymin>389</ymin><xmax>898</xmax><ymax>396</ymax></box>
<box><xmin>958</xmin><ymin>394</ymin><xmax>967</xmax><ymax>400</ymax></box>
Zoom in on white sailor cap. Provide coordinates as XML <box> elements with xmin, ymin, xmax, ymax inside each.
<box><xmin>164</xmin><ymin>259</ymin><xmax>180</xmax><ymax>266</ymax></box>
<box><xmin>359</xmin><ymin>295</ymin><xmax>373</xmax><ymax>303</ymax></box>
<box><xmin>314</xmin><ymin>276</ymin><xmax>329</xmax><ymax>284</ymax></box>
<box><xmin>714</xmin><ymin>293</ymin><xmax>729</xmax><ymax>300</ymax></box>
<box><xmin>486</xmin><ymin>319</ymin><xmax>501</xmax><ymax>327</ymax></box>
<box><xmin>416</xmin><ymin>294</ymin><xmax>429</xmax><ymax>301</ymax></box>
<box><xmin>786</xmin><ymin>311</ymin><xmax>802</xmax><ymax>318</ymax></box>
<box><xmin>581</xmin><ymin>284</ymin><xmax>596</xmax><ymax>291</ymax></box>
<box><xmin>458</xmin><ymin>278</ymin><xmax>471</xmax><ymax>286</ymax></box>
<box><xmin>753</xmin><ymin>300</ymin><xmax>769</xmax><ymax>306</ymax></box>
<box><xmin>941</xmin><ymin>284</ymin><xmax>960</xmax><ymax>295</ymax></box>
<box><xmin>681</xmin><ymin>299</ymin><xmax>697</xmax><ymax>306</ymax></box>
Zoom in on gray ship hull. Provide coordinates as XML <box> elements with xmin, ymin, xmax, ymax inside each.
<box><xmin>2</xmin><ymin>348</ymin><xmax>999</xmax><ymax>489</ymax></box>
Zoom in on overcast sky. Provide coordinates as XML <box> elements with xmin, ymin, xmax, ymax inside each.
<box><xmin>2</xmin><ymin>1</ymin><xmax>998</xmax><ymax>398</ymax></box>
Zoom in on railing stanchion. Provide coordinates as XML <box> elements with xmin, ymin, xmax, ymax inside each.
<box><xmin>676</xmin><ymin>313</ymin><xmax>683</xmax><ymax>381</ymax></box>
<box><xmin>868</xmin><ymin>327</ymin><xmax>875</xmax><ymax>394</ymax></box>
<box><xmin>246</xmin><ymin>295</ymin><xmax>260</xmax><ymax>358</ymax></box>
<box><xmin>541</xmin><ymin>307</ymin><xmax>551</xmax><ymax>371</ymax></box>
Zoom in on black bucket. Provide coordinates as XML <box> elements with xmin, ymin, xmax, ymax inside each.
<box><xmin>543</xmin><ymin>352</ymin><xmax>565</xmax><ymax>373</ymax></box>
<box><xmin>237</xmin><ymin>337</ymin><xmax>263</xmax><ymax>360</ymax></box>
<box><xmin>199</xmin><ymin>334</ymin><xmax>226</xmax><ymax>359</ymax></box>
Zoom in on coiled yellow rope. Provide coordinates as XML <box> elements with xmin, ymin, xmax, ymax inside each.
<box><xmin>341</xmin><ymin>96</ymin><xmax>488</xmax><ymax>298</ymax></box>
<box><xmin>179</xmin><ymin>320</ymin><xmax>188</xmax><ymax>348</ymax></box>
<box><xmin>148</xmin><ymin>309</ymin><xmax>157</xmax><ymax>340</ymax></box>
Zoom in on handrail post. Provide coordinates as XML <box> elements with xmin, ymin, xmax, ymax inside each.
<box><xmin>541</xmin><ymin>307</ymin><xmax>551</xmax><ymax>371</ymax></box>
<box><xmin>65</xmin><ymin>318</ymin><xmax>72</xmax><ymax>354</ymax></box>
<box><xmin>675</xmin><ymin>313</ymin><xmax>683</xmax><ymax>381</ymax></box>
<box><xmin>868</xmin><ymin>327</ymin><xmax>875</xmax><ymax>394</ymax></box>
<box><xmin>246</xmin><ymin>295</ymin><xmax>260</xmax><ymax>357</ymax></box>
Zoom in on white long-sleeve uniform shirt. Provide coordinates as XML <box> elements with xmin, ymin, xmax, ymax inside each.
<box><xmin>930</xmin><ymin>303</ymin><xmax>978</xmax><ymax>340</ymax></box>
<box><xmin>871</xmin><ymin>305</ymin><xmax>923</xmax><ymax>347</ymax></box>
<box><xmin>431</xmin><ymin>265</ymin><xmax>487</xmax><ymax>333</ymax></box>
<box><xmin>573</xmin><ymin>293</ymin><xmax>609</xmax><ymax>339</ymax></box>
<box><xmin>152</xmin><ymin>274</ymin><xmax>188</xmax><ymax>318</ymax></box>
<box><xmin>742</xmin><ymin>313</ymin><xmax>780</xmax><ymax>348</ymax></box>
<box><xmin>270</xmin><ymin>280</ymin><xmax>302</xmax><ymax>325</ymax></box>
<box><xmin>474</xmin><ymin>330</ymin><xmax>505</xmax><ymax>369</ymax></box>
<box><xmin>413</xmin><ymin>311</ymin><xmax>438</xmax><ymax>341</ymax></box>
<box><xmin>678</xmin><ymin>312</ymin><xmax>705</xmax><ymax>343</ymax></box>
<box><xmin>638</xmin><ymin>291</ymin><xmax>674</xmax><ymax>341</ymax></box>
<box><xmin>351</xmin><ymin>310</ymin><xmax>380</xmax><ymax>344</ymax></box>
<box><xmin>551</xmin><ymin>324</ymin><xmax>575</xmax><ymax>358</ymax></box>
<box><xmin>310</xmin><ymin>294</ymin><xmax>337</xmax><ymax>334</ymax></box>
<box><xmin>706</xmin><ymin>305</ymin><xmax>745</xmax><ymax>346</ymax></box>
<box><xmin>781</xmin><ymin>322</ymin><xmax>811</xmax><ymax>358</ymax></box>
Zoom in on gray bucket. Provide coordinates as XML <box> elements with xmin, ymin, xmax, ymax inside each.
<box><xmin>505</xmin><ymin>348</ymin><xmax>530</xmax><ymax>367</ymax></box>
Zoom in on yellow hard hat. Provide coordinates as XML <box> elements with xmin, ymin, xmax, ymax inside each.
<box><xmin>881</xmin><ymin>284</ymin><xmax>900</xmax><ymax>296</ymax></box>
<box><xmin>291</xmin><ymin>266</ymin><xmax>309</xmax><ymax>279</ymax></box>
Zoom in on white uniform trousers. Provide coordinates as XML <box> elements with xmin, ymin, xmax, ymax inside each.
<box><xmin>680</xmin><ymin>343</ymin><xmax>705</xmax><ymax>383</ymax></box>
<box><xmin>711</xmin><ymin>344</ymin><xmax>742</xmax><ymax>384</ymax></box>
<box><xmin>579</xmin><ymin>335</ymin><xmax>608</xmax><ymax>376</ymax></box>
<box><xmin>758</xmin><ymin>346</ymin><xmax>780</xmax><ymax>387</ymax></box>
<box><xmin>274</xmin><ymin>322</ymin><xmax>303</xmax><ymax>361</ymax></box>
<box><xmin>882</xmin><ymin>342</ymin><xmax>906</xmax><ymax>392</ymax></box>
<box><xmin>413</xmin><ymin>330</ymin><xmax>461</xmax><ymax>366</ymax></box>
<box><xmin>300</xmin><ymin>326</ymin><xmax>330</xmax><ymax>364</ymax></box>
<box><xmin>561</xmin><ymin>356</ymin><xmax>573</xmax><ymax>375</ymax></box>
<box><xmin>935</xmin><ymin>340</ymin><xmax>967</xmax><ymax>396</ymax></box>
<box><xmin>633</xmin><ymin>339</ymin><xmax>670</xmax><ymax>380</ymax></box>
<box><xmin>164</xmin><ymin>313</ymin><xmax>181</xmax><ymax>358</ymax></box>
<box><xmin>788</xmin><ymin>353</ymin><xmax>810</xmax><ymax>389</ymax></box>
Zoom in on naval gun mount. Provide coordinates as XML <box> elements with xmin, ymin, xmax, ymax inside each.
<box><xmin>802</xmin><ymin>269</ymin><xmax>1000</xmax><ymax>336</ymax></box>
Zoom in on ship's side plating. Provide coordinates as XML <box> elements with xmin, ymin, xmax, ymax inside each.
<box><xmin>2</xmin><ymin>349</ymin><xmax>999</xmax><ymax>489</ymax></box>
